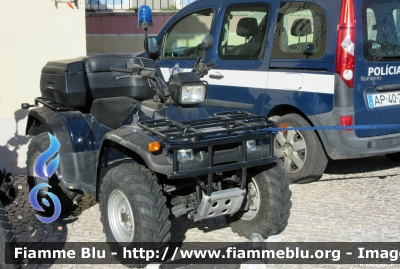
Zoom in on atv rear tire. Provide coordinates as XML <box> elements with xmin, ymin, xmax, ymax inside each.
<box><xmin>226</xmin><ymin>163</ymin><xmax>292</xmax><ymax>239</ymax></box>
<box><xmin>0</xmin><ymin>201</ymin><xmax>21</xmax><ymax>269</ymax></box>
<box><xmin>26</xmin><ymin>133</ymin><xmax>82</xmax><ymax>215</ymax></box>
<box><xmin>274</xmin><ymin>113</ymin><xmax>327</xmax><ymax>184</ymax></box>
<box><xmin>99</xmin><ymin>163</ymin><xmax>170</xmax><ymax>265</ymax></box>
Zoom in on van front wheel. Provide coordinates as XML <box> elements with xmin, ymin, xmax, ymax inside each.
<box><xmin>274</xmin><ymin>113</ymin><xmax>327</xmax><ymax>184</ymax></box>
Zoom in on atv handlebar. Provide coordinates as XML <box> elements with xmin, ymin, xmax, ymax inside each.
<box><xmin>204</xmin><ymin>62</ymin><xmax>216</xmax><ymax>68</ymax></box>
<box><xmin>110</xmin><ymin>67</ymin><xmax>133</xmax><ymax>74</ymax></box>
<box><xmin>192</xmin><ymin>61</ymin><xmax>217</xmax><ymax>78</ymax></box>
<box><xmin>110</xmin><ymin>65</ymin><xmax>156</xmax><ymax>79</ymax></box>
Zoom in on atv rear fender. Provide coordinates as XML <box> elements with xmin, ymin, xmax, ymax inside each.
<box><xmin>26</xmin><ymin>107</ymin><xmax>107</xmax><ymax>195</ymax></box>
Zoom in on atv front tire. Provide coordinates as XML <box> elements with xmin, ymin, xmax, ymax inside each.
<box><xmin>226</xmin><ymin>163</ymin><xmax>292</xmax><ymax>239</ymax></box>
<box><xmin>99</xmin><ymin>163</ymin><xmax>170</xmax><ymax>265</ymax></box>
<box><xmin>26</xmin><ymin>133</ymin><xmax>82</xmax><ymax>215</ymax></box>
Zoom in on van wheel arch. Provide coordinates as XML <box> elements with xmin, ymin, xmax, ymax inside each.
<box><xmin>267</xmin><ymin>105</ymin><xmax>308</xmax><ymax>123</ymax></box>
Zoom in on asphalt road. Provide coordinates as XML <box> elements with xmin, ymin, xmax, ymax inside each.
<box><xmin>4</xmin><ymin>155</ymin><xmax>400</xmax><ymax>269</ymax></box>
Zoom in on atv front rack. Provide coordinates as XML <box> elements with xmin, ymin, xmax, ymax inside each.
<box><xmin>139</xmin><ymin>111</ymin><xmax>277</xmax><ymax>196</ymax></box>
<box><xmin>138</xmin><ymin>111</ymin><xmax>272</xmax><ymax>141</ymax></box>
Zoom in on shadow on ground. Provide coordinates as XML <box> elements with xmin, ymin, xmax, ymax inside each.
<box><xmin>5</xmin><ymin>176</ymin><xmax>97</xmax><ymax>268</ymax></box>
<box><xmin>319</xmin><ymin>155</ymin><xmax>400</xmax><ymax>182</ymax></box>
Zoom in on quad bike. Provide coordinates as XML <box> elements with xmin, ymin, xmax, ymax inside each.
<box><xmin>0</xmin><ymin>167</ymin><xmax>21</xmax><ymax>268</ymax></box>
<box><xmin>22</xmin><ymin>33</ymin><xmax>291</xmax><ymax>265</ymax></box>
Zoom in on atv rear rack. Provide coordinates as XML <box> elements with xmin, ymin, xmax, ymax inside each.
<box><xmin>138</xmin><ymin>111</ymin><xmax>277</xmax><ymax>196</ymax></box>
<box><xmin>35</xmin><ymin>97</ymin><xmax>73</xmax><ymax>111</ymax></box>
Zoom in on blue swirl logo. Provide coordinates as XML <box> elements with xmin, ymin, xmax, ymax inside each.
<box><xmin>34</xmin><ymin>133</ymin><xmax>60</xmax><ymax>179</ymax></box>
<box><xmin>29</xmin><ymin>133</ymin><xmax>62</xmax><ymax>223</ymax></box>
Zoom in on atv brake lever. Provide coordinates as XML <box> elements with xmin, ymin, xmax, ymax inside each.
<box><xmin>205</xmin><ymin>62</ymin><xmax>217</xmax><ymax>69</ymax></box>
<box><xmin>116</xmin><ymin>75</ymin><xmax>136</xmax><ymax>80</ymax></box>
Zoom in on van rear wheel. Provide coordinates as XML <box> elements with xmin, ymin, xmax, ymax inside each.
<box><xmin>274</xmin><ymin>113</ymin><xmax>327</xmax><ymax>184</ymax></box>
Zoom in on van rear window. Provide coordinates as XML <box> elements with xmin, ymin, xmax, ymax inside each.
<box><xmin>271</xmin><ymin>2</ymin><xmax>327</xmax><ymax>59</ymax></box>
<box><xmin>362</xmin><ymin>0</ymin><xmax>400</xmax><ymax>62</ymax></box>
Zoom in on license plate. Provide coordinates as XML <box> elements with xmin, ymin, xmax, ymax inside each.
<box><xmin>367</xmin><ymin>92</ymin><xmax>400</xmax><ymax>108</ymax></box>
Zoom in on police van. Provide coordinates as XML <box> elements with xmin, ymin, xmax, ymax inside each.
<box><xmin>146</xmin><ymin>0</ymin><xmax>400</xmax><ymax>183</ymax></box>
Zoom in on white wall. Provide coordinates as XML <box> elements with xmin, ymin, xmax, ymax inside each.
<box><xmin>0</xmin><ymin>1</ymin><xmax>86</xmax><ymax>175</ymax></box>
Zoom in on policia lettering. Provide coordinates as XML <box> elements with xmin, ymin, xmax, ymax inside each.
<box><xmin>362</xmin><ymin>66</ymin><xmax>400</xmax><ymax>82</ymax></box>
<box><xmin>368</xmin><ymin>66</ymin><xmax>400</xmax><ymax>76</ymax></box>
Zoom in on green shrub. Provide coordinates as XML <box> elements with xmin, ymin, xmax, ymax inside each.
<box><xmin>161</xmin><ymin>5</ymin><xmax>178</xmax><ymax>11</ymax></box>
<box><xmin>86</xmin><ymin>8</ymin><xmax>96</xmax><ymax>12</ymax></box>
<box><xmin>126</xmin><ymin>7</ymin><xmax>138</xmax><ymax>12</ymax></box>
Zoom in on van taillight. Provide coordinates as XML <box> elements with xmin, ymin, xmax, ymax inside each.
<box><xmin>340</xmin><ymin>115</ymin><xmax>353</xmax><ymax>132</ymax></box>
<box><xmin>335</xmin><ymin>0</ymin><xmax>356</xmax><ymax>88</ymax></box>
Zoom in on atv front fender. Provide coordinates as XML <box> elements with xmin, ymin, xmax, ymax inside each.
<box><xmin>96</xmin><ymin>127</ymin><xmax>174</xmax><ymax>200</ymax></box>
<box><xmin>99</xmin><ymin>127</ymin><xmax>173</xmax><ymax>175</ymax></box>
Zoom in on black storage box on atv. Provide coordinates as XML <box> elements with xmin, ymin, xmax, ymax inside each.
<box><xmin>40</xmin><ymin>57</ymin><xmax>88</xmax><ymax>108</ymax></box>
<box><xmin>40</xmin><ymin>54</ymin><xmax>159</xmax><ymax>108</ymax></box>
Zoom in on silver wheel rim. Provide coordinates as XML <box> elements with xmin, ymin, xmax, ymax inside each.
<box><xmin>274</xmin><ymin>128</ymin><xmax>307</xmax><ymax>174</ymax></box>
<box><xmin>108</xmin><ymin>190</ymin><xmax>134</xmax><ymax>244</ymax></box>
<box><xmin>239</xmin><ymin>178</ymin><xmax>260</xmax><ymax>221</ymax></box>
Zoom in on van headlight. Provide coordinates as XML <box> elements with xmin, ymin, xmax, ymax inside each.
<box><xmin>177</xmin><ymin>149</ymin><xmax>194</xmax><ymax>162</ymax></box>
<box><xmin>168</xmin><ymin>72</ymin><xmax>207</xmax><ymax>105</ymax></box>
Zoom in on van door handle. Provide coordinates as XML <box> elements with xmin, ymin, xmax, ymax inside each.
<box><xmin>209</xmin><ymin>72</ymin><xmax>224</xmax><ymax>79</ymax></box>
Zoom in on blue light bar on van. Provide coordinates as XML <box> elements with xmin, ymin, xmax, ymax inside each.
<box><xmin>138</xmin><ymin>5</ymin><xmax>153</xmax><ymax>28</ymax></box>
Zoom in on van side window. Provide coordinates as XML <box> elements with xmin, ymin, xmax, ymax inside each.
<box><xmin>162</xmin><ymin>9</ymin><xmax>214</xmax><ymax>59</ymax></box>
<box><xmin>271</xmin><ymin>2</ymin><xmax>327</xmax><ymax>59</ymax></box>
<box><xmin>362</xmin><ymin>1</ymin><xmax>400</xmax><ymax>62</ymax></box>
<box><xmin>218</xmin><ymin>4</ymin><xmax>269</xmax><ymax>60</ymax></box>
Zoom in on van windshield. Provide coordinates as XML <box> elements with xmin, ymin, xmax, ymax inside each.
<box><xmin>362</xmin><ymin>0</ymin><xmax>400</xmax><ymax>61</ymax></box>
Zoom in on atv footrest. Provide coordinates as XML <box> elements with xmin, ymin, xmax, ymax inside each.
<box><xmin>194</xmin><ymin>187</ymin><xmax>245</xmax><ymax>222</ymax></box>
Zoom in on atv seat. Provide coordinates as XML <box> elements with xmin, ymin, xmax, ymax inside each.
<box><xmin>83</xmin><ymin>54</ymin><xmax>155</xmax><ymax>101</ymax></box>
<box><xmin>90</xmin><ymin>96</ymin><xmax>138</xmax><ymax>129</ymax></box>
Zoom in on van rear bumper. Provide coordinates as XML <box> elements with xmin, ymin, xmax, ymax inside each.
<box><xmin>309</xmin><ymin>107</ymin><xmax>400</xmax><ymax>160</ymax></box>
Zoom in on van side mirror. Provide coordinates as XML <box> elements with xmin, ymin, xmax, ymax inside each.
<box><xmin>202</xmin><ymin>35</ymin><xmax>214</xmax><ymax>50</ymax></box>
<box><xmin>144</xmin><ymin>36</ymin><xmax>159</xmax><ymax>58</ymax></box>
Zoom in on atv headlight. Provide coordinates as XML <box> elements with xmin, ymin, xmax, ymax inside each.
<box><xmin>168</xmin><ymin>72</ymin><xmax>207</xmax><ymax>105</ymax></box>
<box><xmin>177</xmin><ymin>149</ymin><xmax>194</xmax><ymax>162</ymax></box>
<box><xmin>180</xmin><ymin>84</ymin><xmax>206</xmax><ymax>104</ymax></box>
